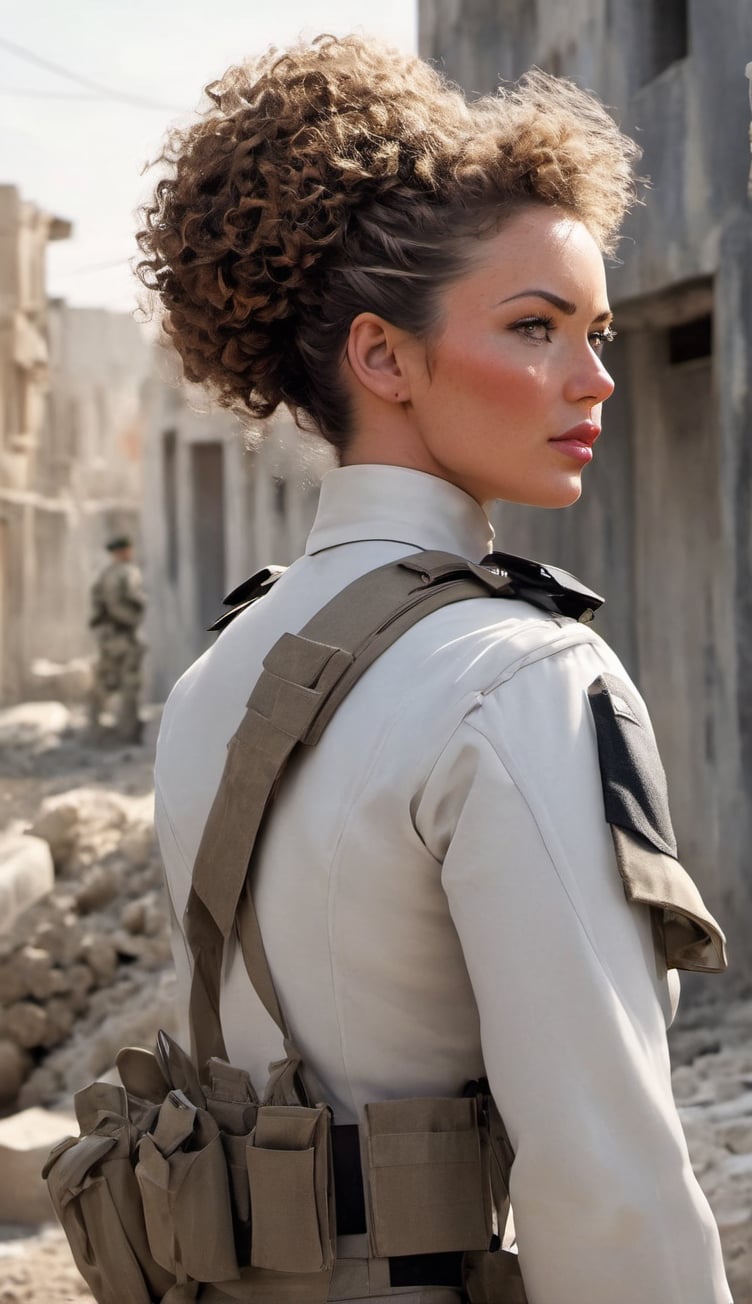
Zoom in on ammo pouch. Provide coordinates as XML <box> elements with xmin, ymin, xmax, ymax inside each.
<box><xmin>363</xmin><ymin>1096</ymin><xmax>492</xmax><ymax>1259</ymax></box>
<box><xmin>43</xmin><ymin>1036</ymin><xmax>519</xmax><ymax>1302</ymax></box>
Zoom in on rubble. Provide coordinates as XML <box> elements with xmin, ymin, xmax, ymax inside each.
<box><xmin>0</xmin><ymin>835</ymin><xmax>55</xmax><ymax>937</ymax></box>
<box><xmin>0</xmin><ymin>702</ymin><xmax>71</xmax><ymax>759</ymax></box>
<box><xmin>0</xmin><ymin>1108</ymin><xmax>74</xmax><ymax>1225</ymax></box>
<box><xmin>0</xmin><ymin>704</ymin><xmax>174</xmax><ymax>1116</ymax></box>
<box><xmin>28</xmin><ymin>657</ymin><xmax>92</xmax><ymax>703</ymax></box>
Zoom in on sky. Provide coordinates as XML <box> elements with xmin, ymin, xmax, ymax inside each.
<box><xmin>0</xmin><ymin>0</ymin><xmax>417</xmax><ymax>313</ymax></box>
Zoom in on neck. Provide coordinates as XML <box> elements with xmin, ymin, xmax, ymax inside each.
<box><xmin>341</xmin><ymin>409</ymin><xmax>463</xmax><ymax>496</ymax></box>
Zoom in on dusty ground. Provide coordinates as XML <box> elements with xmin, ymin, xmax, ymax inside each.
<box><xmin>0</xmin><ymin>702</ymin><xmax>750</xmax><ymax>1302</ymax></box>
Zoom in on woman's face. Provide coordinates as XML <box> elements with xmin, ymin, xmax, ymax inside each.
<box><xmin>400</xmin><ymin>206</ymin><xmax>616</xmax><ymax>506</ymax></box>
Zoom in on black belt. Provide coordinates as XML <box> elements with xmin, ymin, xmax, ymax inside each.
<box><xmin>331</xmin><ymin>1124</ymin><xmax>464</xmax><ymax>1290</ymax></box>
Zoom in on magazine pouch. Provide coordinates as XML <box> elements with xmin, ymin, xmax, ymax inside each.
<box><xmin>136</xmin><ymin>1088</ymin><xmax>239</xmax><ymax>1284</ymax></box>
<box><xmin>246</xmin><ymin>1103</ymin><xmax>335</xmax><ymax>1274</ymax></box>
<box><xmin>362</xmin><ymin>1096</ymin><xmax>493</xmax><ymax>1258</ymax></box>
<box><xmin>42</xmin><ymin>1081</ymin><xmax>176</xmax><ymax>1304</ymax></box>
<box><xmin>204</xmin><ymin>1058</ymin><xmax>259</xmax><ymax>1266</ymax></box>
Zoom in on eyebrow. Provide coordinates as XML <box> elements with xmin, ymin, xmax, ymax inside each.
<box><xmin>498</xmin><ymin>289</ymin><xmax>612</xmax><ymax>322</ymax></box>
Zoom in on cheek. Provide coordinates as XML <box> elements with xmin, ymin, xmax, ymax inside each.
<box><xmin>436</xmin><ymin>340</ymin><xmax>545</xmax><ymax>415</ymax></box>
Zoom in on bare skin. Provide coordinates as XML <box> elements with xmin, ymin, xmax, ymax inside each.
<box><xmin>341</xmin><ymin>205</ymin><xmax>616</xmax><ymax>508</ymax></box>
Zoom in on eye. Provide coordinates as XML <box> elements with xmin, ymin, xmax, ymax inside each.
<box><xmin>589</xmin><ymin>325</ymin><xmax>618</xmax><ymax>355</ymax></box>
<box><xmin>511</xmin><ymin>316</ymin><xmax>555</xmax><ymax>343</ymax></box>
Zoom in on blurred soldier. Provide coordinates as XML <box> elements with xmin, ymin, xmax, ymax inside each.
<box><xmin>88</xmin><ymin>535</ymin><xmax>145</xmax><ymax>743</ymax></box>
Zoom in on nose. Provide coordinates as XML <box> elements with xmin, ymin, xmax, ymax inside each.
<box><xmin>563</xmin><ymin>347</ymin><xmax>615</xmax><ymax>407</ymax></box>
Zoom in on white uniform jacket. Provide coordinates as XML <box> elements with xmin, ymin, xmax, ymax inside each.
<box><xmin>156</xmin><ymin>465</ymin><xmax>731</xmax><ymax>1304</ymax></box>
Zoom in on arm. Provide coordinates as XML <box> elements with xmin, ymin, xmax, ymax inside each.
<box><xmin>106</xmin><ymin>565</ymin><xmax>145</xmax><ymax>628</ymax></box>
<box><xmin>415</xmin><ymin>638</ymin><xmax>730</xmax><ymax>1304</ymax></box>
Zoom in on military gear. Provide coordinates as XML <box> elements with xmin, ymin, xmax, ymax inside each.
<box><xmin>47</xmin><ymin>548</ymin><xmax>726</xmax><ymax>1303</ymax></box>
<box><xmin>89</xmin><ymin>557</ymin><xmax>145</xmax><ymax>742</ymax></box>
<box><xmin>106</xmin><ymin>533</ymin><xmax>133</xmax><ymax>552</ymax></box>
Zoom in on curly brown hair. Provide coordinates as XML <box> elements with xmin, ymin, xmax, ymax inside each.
<box><xmin>137</xmin><ymin>35</ymin><xmax>640</xmax><ymax>450</ymax></box>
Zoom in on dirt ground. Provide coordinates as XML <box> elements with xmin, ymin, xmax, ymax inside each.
<box><xmin>0</xmin><ymin>702</ymin><xmax>750</xmax><ymax>1302</ymax></box>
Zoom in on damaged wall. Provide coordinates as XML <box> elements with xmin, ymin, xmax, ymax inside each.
<box><xmin>141</xmin><ymin>366</ymin><xmax>335</xmax><ymax>702</ymax></box>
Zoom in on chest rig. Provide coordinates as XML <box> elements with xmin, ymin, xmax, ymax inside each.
<box><xmin>43</xmin><ymin>550</ymin><xmax>641</xmax><ymax>1304</ymax></box>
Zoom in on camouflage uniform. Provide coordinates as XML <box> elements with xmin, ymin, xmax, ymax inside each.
<box><xmin>88</xmin><ymin>558</ymin><xmax>145</xmax><ymax>742</ymax></box>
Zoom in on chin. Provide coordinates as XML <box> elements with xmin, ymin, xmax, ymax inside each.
<box><xmin>486</xmin><ymin>475</ymin><xmax>585</xmax><ymax>509</ymax></box>
<box><xmin>547</xmin><ymin>476</ymin><xmax>584</xmax><ymax>508</ymax></box>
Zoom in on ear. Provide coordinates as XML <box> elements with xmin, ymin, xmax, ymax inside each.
<box><xmin>346</xmin><ymin>313</ymin><xmax>418</xmax><ymax>404</ymax></box>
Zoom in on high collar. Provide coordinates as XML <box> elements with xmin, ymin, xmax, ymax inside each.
<box><xmin>305</xmin><ymin>465</ymin><xmax>494</xmax><ymax>561</ymax></box>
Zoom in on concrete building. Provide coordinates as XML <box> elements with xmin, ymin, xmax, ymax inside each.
<box><xmin>0</xmin><ymin>181</ymin><xmax>332</xmax><ymax>708</ymax></box>
<box><xmin>0</xmin><ymin>183</ymin><xmax>152</xmax><ymax>704</ymax></box>
<box><xmin>0</xmin><ymin>186</ymin><xmax>71</xmax><ymax>702</ymax></box>
<box><xmin>420</xmin><ymin>0</ymin><xmax>752</xmax><ymax>947</ymax></box>
<box><xmin>37</xmin><ymin>302</ymin><xmax>151</xmax><ymax>671</ymax></box>
<box><xmin>142</xmin><ymin>363</ymin><xmax>335</xmax><ymax>701</ymax></box>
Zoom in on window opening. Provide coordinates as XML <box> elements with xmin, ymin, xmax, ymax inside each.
<box><xmin>273</xmin><ymin>476</ymin><xmax>287</xmax><ymax>518</ymax></box>
<box><xmin>639</xmin><ymin>0</ymin><xmax>689</xmax><ymax>83</ymax></box>
<box><xmin>668</xmin><ymin>315</ymin><xmax>712</xmax><ymax>365</ymax></box>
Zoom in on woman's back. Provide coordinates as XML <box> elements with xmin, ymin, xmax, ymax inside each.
<box><xmin>153</xmin><ymin>465</ymin><xmax>730</xmax><ymax>1301</ymax></box>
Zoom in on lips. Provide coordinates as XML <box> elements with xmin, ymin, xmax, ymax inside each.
<box><xmin>549</xmin><ymin>421</ymin><xmax>601</xmax><ymax>464</ymax></box>
<box><xmin>551</xmin><ymin>421</ymin><xmax>601</xmax><ymax>447</ymax></box>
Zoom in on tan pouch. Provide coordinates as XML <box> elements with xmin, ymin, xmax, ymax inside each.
<box><xmin>42</xmin><ymin>1083</ymin><xmax>176</xmax><ymax>1304</ymax></box>
<box><xmin>363</xmin><ymin>1096</ymin><xmax>492</xmax><ymax>1258</ymax></box>
<box><xmin>464</xmin><ymin>1248</ymin><xmax>528</xmax><ymax>1304</ymax></box>
<box><xmin>246</xmin><ymin>1103</ymin><xmax>334</xmax><ymax>1273</ymax></box>
<box><xmin>201</xmin><ymin>1057</ymin><xmax>258</xmax><ymax>1264</ymax></box>
<box><xmin>136</xmin><ymin>1088</ymin><xmax>239</xmax><ymax>1284</ymax></box>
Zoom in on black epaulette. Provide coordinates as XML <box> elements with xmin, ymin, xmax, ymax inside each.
<box><xmin>207</xmin><ymin>566</ymin><xmax>287</xmax><ymax>633</ymax></box>
<box><xmin>207</xmin><ymin>551</ymin><xmax>602</xmax><ymax>636</ymax></box>
<box><xmin>481</xmin><ymin>550</ymin><xmax>603</xmax><ymax>623</ymax></box>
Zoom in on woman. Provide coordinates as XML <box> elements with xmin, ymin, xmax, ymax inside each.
<box><xmin>141</xmin><ymin>36</ymin><xmax>730</xmax><ymax>1304</ymax></box>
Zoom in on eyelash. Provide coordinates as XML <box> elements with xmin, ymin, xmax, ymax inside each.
<box><xmin>512</xmin><ymin>316</ymin><xmax>618</xmax><ymax>354</ymax></box>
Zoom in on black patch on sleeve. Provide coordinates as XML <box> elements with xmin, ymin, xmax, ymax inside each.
<box><xmin>587</xmin><ymin>674</ymin><xmax>677</xmax><ymax>858</ymax></box>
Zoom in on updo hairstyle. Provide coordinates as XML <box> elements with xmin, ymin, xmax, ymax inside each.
<box><xmin>137</xmin><ymin>35</ymin><xmax>640</xmax><ymax>451</ymax></box>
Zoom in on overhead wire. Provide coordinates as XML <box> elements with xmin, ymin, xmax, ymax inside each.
<box><xmin>0</xmin><ymin>36</ymin><xmax>184</xmax><ymax>112</ymax></box>
<box><xmin>0</xmin><ymin>89</ymin><xmax>105</xmax><ymax>100</ymax></box>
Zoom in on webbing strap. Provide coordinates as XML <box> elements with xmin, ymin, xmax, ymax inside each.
<box><xmin>184</xmin><ymin>551</ymin><xmax>514</xmax><ymax>1069</ymax></box>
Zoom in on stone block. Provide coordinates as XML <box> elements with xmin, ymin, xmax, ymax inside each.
<box><xmin>40</xmin><ymin>998</ymin><xmax>75</xmax><ymax>1049</ymax></box>
<box><xmin>31</xmin><ymin>915</ymin><xmax>82</xmax><ymax>966</ymax></box>
<box><xmin>75</xmin><ymin>863</ymin><xmax>119</xmax><ymax>913</ymax></box>
<box><xmin>0</xmin><ymin>836</ymin><xmax>54</xmax><ymax>938</ymax></box>
<box><xmin>3</xmin><ymin>1001</ymin><xmax>49</xmax><ymax>1049</ymax></box>
<box><xmin>16</xmin><ymin>945</ymin><xmax>65</xmax><ymax>1000</ymax></box>
<box><xmin>0</xmin><ymin>702</ymin><xmax>70</xmax><ymax>752</ymax></box>
<box><xmin>0</xmin><ymin>958</ymin><xmax>26</xmax><ymax>1005</ymax></box>
<box><xmin>0</xmin><ymin>1106</ymin><xmax>76</xmax><ymax>1224</ymax></box>
<box><xmin>62</xmin><ymin>962</ymin><xmax>95</xmax><ymax>1011</ymax></box>
<box><xmin>29</xmin><ymin>655</ymin><xmax>92</xmax><ymax>702</ymax></box>
<box><xmin>78</xmin><ymin>934</ymin><xmax>118</xmax><ymax>983</ymax></box>
<box><xmin>31</xmin><ymin>788</ymin><xmax>129</xmax><ymax>875</ymax></box>
<box><xmin>0</xmin><ymin>1039</ymin><xmax>31</xmax><ymax>1106</ymax></box>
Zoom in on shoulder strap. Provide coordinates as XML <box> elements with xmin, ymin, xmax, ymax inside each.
<box><xmin>183</xmin><ymin>549</ymin><xmax>601</xmax><ymax>1070</ymax></box>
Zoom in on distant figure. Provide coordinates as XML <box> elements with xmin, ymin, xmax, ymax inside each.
<box><xmin>88</xmin><ymin>535</ymin><xmax>145</xmax><ymax>743</ymax></box>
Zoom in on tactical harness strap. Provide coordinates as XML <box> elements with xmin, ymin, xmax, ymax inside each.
<box><xmin>186</xmin><ymin>549</ymin><xmax>602</xmax><ymax>1069</ymax></box>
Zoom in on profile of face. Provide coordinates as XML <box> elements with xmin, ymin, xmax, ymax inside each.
<box><xmin>346</xmin><ymin>205</ymin><xmax>616</xmax><ymax>508</ymax></box>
